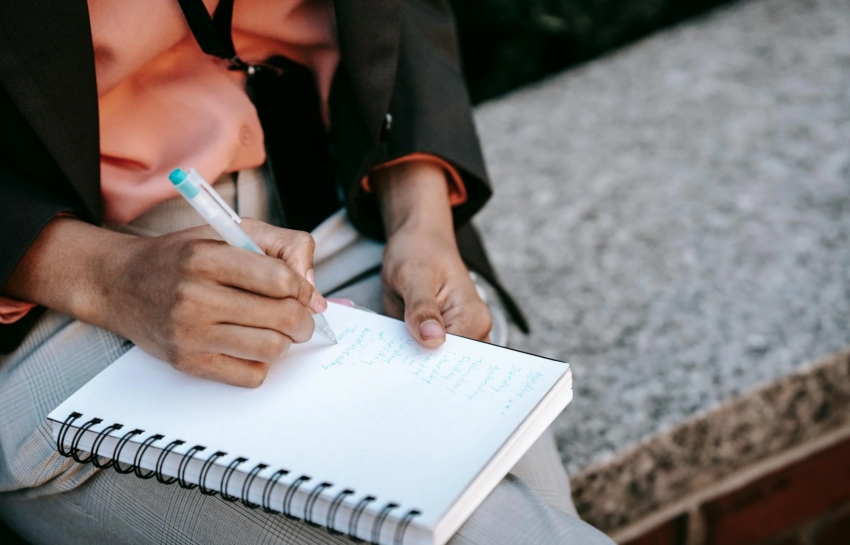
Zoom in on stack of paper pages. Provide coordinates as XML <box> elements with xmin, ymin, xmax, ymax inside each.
<box><xmin>50</xmin><ymin>303</ymin><xmax>572</xmax><ymax>545</ymax></box>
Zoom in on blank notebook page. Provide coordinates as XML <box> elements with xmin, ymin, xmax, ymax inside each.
<box><xmin>49</xmin><ymin>303</ymin><xmax>569</xmax><ymax>540</ymax></box>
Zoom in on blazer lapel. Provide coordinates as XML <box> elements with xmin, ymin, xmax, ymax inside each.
<box><xmin>0</xmin><ymin>0</ymin><xmax>101</xmax><ymax>221</ymax></box>
<box><xmin>333</xmin><ymin>0</ymin><xmax>401</xmax><ymax>143</ymax></box>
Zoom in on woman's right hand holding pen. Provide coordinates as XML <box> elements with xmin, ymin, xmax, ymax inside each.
<box><xmin>3</xmin><ymin>217</ymin><xmax>324</xmax><ymax>388</ymax></box>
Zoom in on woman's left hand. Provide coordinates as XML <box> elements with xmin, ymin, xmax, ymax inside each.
<box><xmin>372</xmin><ymin>161</ymin><xmax>492</xmax><ymax>347</ymax></box>
<box><xmin>382</xmin><ymin>221</ymin><xmax>492</xmax><ymax>347</ymax></box>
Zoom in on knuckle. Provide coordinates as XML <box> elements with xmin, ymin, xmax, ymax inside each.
<box><xmin>168</xmin><ymin>350</ymin><xmax>187</xmax><ymax>370</ymax></box>
<box><xmin>180</xmin><ymin>238</ymin><xmax>211</xmax><ymax>270</ymax></box>
<box><xmin>272</xmin><ymin>266</ymin><xmax>296</xmax><ymax>295</ymax></box>
<box><xmin>275</xmin><ymin>306</ymin><xmax>298</xmax><ymax>332</ymax></box>
<box><xmin>287</xmin><ymin>274</ymin><xmax>305</xmax><ymax>299</ymax></box>
<box><xmin>244</xmin><ymin>361</ymin><xmax>271</xmax><ymax>388</ymax></box>
<box><xmin>179</xmin><ymin>239</ymin><xmax>227</xmax><ymax>281</ymax></box>
<box><xmin>392</xmin><ymin>262</ymin><xmax>432</xmax><ymax>296</ymax></box>
<box><xmin>285</xmin><ymin>303</ymin><xmax>314</xmax><ymax>342</ymax></box>
<box><xmin>476</xmin><ymin>305</ymin><xmax>493</xmax><ymax>337</ymax></box>
<box><xmin>171</xmin><ymin>281</ymin><xmax>200</xmax><ymax>319</ymax></box>
<box><xmin>298</xmin><ymin>278</ymin><xmax>314</xmax><ymax>305</ymax></box>
<box><xmin>240</xmin><ymin>217</ymin><xmax>259</xmax><ymax>230</ymax></box>
<box><xmin>241</xmin><ymin>218</ymin><xmax>267</xmax><ymax>238</ymax></box>
<box><xmin>295</xmin><ymin>232</ymin><xmax>316</xmax><ymax>253</ymax></box>
<box><xmin>279</xmin><ymin>335</ymin><xmax>293</xmax><ymax>354</ymax></box>
<box><xmin>168</xmin><ymin>327</ymin><xmax>190</xmax><ymax>352</ymax></box>
<box><xmin>410</xmin><ymin>299</ymin><xmax>440</xmax><ymax>321</ymax></box>
<box><xmin>260</xmin><ymin>332</ymin><xmax>288</xmax><ymax>361</ymax></box>
<box><xmin>393</xmin><ymin>261</ymin><xmax>419</xmax><ymax>284</ymax></box>
<box><xmin>171</xmin><ymin>352</ymin><xmax>199</xmax><ymax>375</ymax></box>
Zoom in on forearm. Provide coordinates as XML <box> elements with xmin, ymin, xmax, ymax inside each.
<box><xmin>2</xmin><ymin>217</ymin><xmax>132</xmax><ymax>325</ymax></box>
<box><xmin>2</xmin><ymin>216</ymin><xmax>325</xmax><ymax>387</ymax></box>
<box><xmin>371</xmin><ymin>161</ymin><xmax>457</xmax><ymax>241</ymax></box>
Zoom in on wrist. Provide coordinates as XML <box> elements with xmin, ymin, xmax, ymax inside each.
<box><xmin>4</xmin><ymin>217</ymin><xmax>136</xmax><ymax>327</ymax></box>
<box><xmin>76</xmin><ymin>228</ymin><xmax>138</xmax><ymax>328</ymax></box>
<box><xmin>372</xmin><ymin>160</ymin><xmax>456</xmax><ymax>241</ymax></box>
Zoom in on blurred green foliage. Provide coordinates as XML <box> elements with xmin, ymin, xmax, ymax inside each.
<box><xmin>448</xmin><ymin>0</ymin><xmax>736</xmax><ymax>103</ymax></box>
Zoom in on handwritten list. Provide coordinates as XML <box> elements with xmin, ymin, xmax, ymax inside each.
<box><xmin>320</xmin><ymin>324</ymin><xmax>548</xmax><ymax>414</ymax></box>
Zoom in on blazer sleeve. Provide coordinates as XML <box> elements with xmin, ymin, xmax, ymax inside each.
<box><xmin>0</xmin><ymin>163</ymin><xmax>75</xmax><ymax>352</ymax></box>
<box><xmin>0</xmin><ymin>168</ymin><xmax>76</xmax><ymax>289</ymax></box>
<box><xmin>0</xmin><ymin>86</ymin><xmax>81</xmax><ymax>352</ymax></box>
<box><xmin>342</xmin><ymin>0</ymin><xmax>492</xmax><ymax>239</ymax></box>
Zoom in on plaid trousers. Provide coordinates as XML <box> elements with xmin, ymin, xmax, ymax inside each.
<box><xmin>0</xmin><ymin>171</ymin><xmax>613</xmax><ymax>545</ymax></box>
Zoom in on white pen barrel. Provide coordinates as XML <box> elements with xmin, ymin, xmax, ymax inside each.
<box><xmin>172</xmin><ymin>169</ymin><xmax>264</xmax><ymax>254</ymax></box>
<box><xmin>209</xmin><ymin>214</ymin><xmax>263</xmax><ymax>254</ymax></box>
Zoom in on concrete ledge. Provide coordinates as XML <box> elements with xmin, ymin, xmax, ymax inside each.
<box><xmin>473</xmin><ymin>0</ymin><xmax>850</xmax><ymax>534</ymax></box>
<box><xmin>583</xmin><ymin>351</ymin><xmax>850</xmax><ymax>537</ymax></box>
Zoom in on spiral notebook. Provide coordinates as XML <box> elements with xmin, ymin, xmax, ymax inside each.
<box><xmin>48</xmin><ymin>303</ymin><xmax>572</xmax><ymax>545</ymax></box>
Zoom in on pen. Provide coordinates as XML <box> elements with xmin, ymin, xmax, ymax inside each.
<box><xmin>169</xmin><ymin>168</ymin><xmax>337</xmax><ymax>344</ymax></box>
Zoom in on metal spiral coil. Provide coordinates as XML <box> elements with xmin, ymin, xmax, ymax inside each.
<box><xmin>70</xmin><ymin>417</ymin><xmax>103</xmax><ymax>464</ymax></box>
<box><xmin>133</xmin><ymin>434</ymin><xmax>164</xmax><ymax>479</ymax></box>
<box><xmin>155</xmin><ymin>440</ymin><xmax>184</xmax><ymax>484</ymax></box>
<box><xmin>219</xmin><ymin>456</ymin><xmax>246</xmax><ymax>501</ymax></box>
<box><xmin>56</xmin><ymin>414</ymin><xmax>422</xmax><ymax>544</ymax></box>
<box><xmin>305</xmin><ymin>482</ymin><xmax>333</xmax><ymax>526</ymax></box>
<box><xmin>198</xmin><ymin>451</ymin><xmax>228</xmax><ymax>495</ymax></box>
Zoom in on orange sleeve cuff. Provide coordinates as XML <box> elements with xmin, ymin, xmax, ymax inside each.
<box><xmin>360</xmin><ymin>153</ymin><xmax>469</xmax><ymax>207</ymax></box>
<box><xmin>0</xmin><ymin>297</ymin><xmax>37</xmax><ymax>324</ymax></box>
<box><xmin>0</xmin><ymin>212</ymin><xmax>76</xmax><ymax>324</ymax></box>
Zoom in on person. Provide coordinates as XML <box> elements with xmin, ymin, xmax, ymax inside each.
<box><xmin>0</xmin><ymin>1</ymin><xmax>614</xmax><ymax>543</ymax></box>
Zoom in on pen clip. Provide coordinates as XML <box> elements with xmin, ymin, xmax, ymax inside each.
<box><xmin>197</xmin><ymin>177</ymin><xmax>242</xmax><ymax>223</ymax></box>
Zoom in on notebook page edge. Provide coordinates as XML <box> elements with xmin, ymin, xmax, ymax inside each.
<box><xmin>431</xmin><ymin>368</ymin><xmax>573</xmax><ymax>545</ymax></box>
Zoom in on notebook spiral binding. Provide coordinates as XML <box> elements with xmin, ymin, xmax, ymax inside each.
<box><xmin>57</xmin><ymin>412</ymin><xmax>421</xmax><ymax>545</ymax></box>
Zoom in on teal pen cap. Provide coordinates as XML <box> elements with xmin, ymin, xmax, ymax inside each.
<box><xmin>169</xmin><ymin>169</ymin><xmax>199</xmax><ymax>198</ymax></box>
<box><xmin>168</xmin><ymin>168</ymin><xmax>187</xmax><ymax>183</ymax></box>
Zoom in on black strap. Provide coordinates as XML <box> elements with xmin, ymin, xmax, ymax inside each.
<box><xmin>176</xmin><ymin>0</ymin><xmax>238</xmax><ymax>61</ymax></box>
<box><xmin>176</xmin><ymin>0</ymin><xmax>342</xmax><ymax>232</ymax></box>
<box><xmin>250</xmin><ymin>56</ymin><xmax>341</xmax><ymax>231</ymax></box>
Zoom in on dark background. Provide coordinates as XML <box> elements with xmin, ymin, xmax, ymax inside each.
<box><xmin>448</xmin><ymin>0</ymin><xmax>737</xmax><ymax>103</ymax></box>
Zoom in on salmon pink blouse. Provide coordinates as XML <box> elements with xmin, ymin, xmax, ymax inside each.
<box><xmin>0</xmin><ymin>0</ymin><xmax>466</xmax><ymax>323</ymax></box>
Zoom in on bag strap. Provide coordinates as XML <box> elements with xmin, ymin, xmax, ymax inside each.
<box><xmin>176</xmin><ymin>0</ymin><xmax>245</xmax><ymax>67</ymax></box>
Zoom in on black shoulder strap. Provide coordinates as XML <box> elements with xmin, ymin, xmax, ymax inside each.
<box><xmin>176</xmin><ymin>0</ymin><xmax>238</xmax><ymax>61</ymax></box>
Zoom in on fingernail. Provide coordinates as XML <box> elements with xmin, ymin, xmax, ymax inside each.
<box><xmin>310</xmin><ymin>290</ymin><xmax>327</xmax><ymax>313</ymax></box>
<box><xmin>306</xmin><ymin>269</ymin><xmax>316</xmax><ymax>287</ymax></box>
<box><xmin>328</xmin><ymin>298</ymin><xmax>356</xmax><ymax>307</ymax></box>
<box><xmin>420</xmin><ymin>320</ymin><xmax>444</xmax><ymax>340</ymax></box>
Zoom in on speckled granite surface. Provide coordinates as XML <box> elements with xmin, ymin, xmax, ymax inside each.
<box><xmin>472</xmin><ymin>0</ymin><xmax>850</xmax><ymax>533</ymax></box>
<box><xmin>573</xmin><ymin>352</ymin><xmax>850</xmax><ymax>531</ymax></box>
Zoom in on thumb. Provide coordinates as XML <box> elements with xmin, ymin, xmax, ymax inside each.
<box><xmin>400</xmin><ymin>273</ymin><xmax>446</xmax><ymax>348</ymax></box>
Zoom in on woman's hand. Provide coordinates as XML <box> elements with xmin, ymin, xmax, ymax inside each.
<box><xmin>3</xmin><ymin>217</ymin><xmax>324</xmax><ymax>387</ymax></box>
<box><xmin>373</xmin><ymin>161</ymin><xmax>492</xmax><ymax>347</ymax></box>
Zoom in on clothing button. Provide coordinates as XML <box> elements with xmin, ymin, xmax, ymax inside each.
<box><xmin>240</xmin><ymin>125</ymin><xmax>252</xmax><ymax>145</ymax></box>
<box><xmin>384</xmin><ymin>113</ymin><xmax>393</xmax><ymax>132</ymax></box>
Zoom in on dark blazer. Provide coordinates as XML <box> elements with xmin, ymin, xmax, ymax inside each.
<box><xmin>0</xmin><ymin>0</ymin><xmax>527</xmax><ymax>352</ymax></box>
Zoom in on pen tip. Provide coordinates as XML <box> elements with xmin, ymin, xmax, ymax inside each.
<box><xmin>312</xmin><ymin>314</ymin><xmax>337</xmax><ymax>344</ymax></box>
